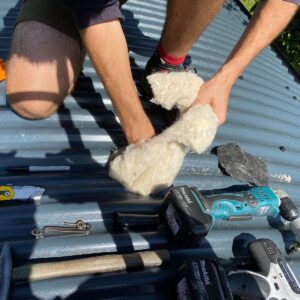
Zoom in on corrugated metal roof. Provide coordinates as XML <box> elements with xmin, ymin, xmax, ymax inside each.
<box><xmin>1</xmin><ymin>0</ymin><xmax>300</xmax><ymax>298</ymax></box>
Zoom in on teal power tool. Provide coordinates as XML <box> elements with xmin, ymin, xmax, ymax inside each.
<box><xmin>186</xmin><ymin>185</ymin><xmax>281</xmax><ymax>221</ymax></box>
<box><xmin>116</xmin><ymin>186</ymin><xmax>282</xmax><ymax>247</ymax></box>
<box><xmin>159</xmin><ymin>185</ymin><xmax>282</xmax><ymax>246</ymax></box>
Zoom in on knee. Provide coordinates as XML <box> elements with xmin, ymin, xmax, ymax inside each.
<box><xmin>7</xmin><ymin>94</ymin><xmax>62</xmax><ymax>120</ymax></box>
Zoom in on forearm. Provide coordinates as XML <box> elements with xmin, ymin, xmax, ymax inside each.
<box><xmin>80</xmin><ymin>20</ymin><xmax>155</xmax><ymax>144</ymax></box>
<box><xmin>217</xmin><ymin>0</ymin><xmax>297</xmax><ymax>84</ymax></box>
<box><xmin>193</xmin><ymin>0</ymin><xmax>297</xmax><ymax>124</ymax></box>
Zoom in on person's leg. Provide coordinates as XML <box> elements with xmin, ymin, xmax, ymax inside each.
<box><xmin>144</xmin><ymin>0</ymin><xmax>224</xmax><ymax>79</ymax></box>
<box><xmin>160</xmin><ymin>0</ymin><xmax>225</xmax><ymax>58</ymax></box>
<box><xmin>6</xmin><ymin>21</ymin><xmax>84</xmax><ymax>120</ymax></box>
<box><xmin>80</xmin><ymin>20</ymin><xmax>155</xmax><ymax>144</ymax></box>
<box><xmin>6</xmin><ymin>0</ymin><xmax>84</xmax><ymax>119</ymax></box>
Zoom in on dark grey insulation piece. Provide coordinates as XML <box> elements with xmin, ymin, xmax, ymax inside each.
<box><xmin>215</xmin><ymin>143</ymin><xmax>269</xmax><ymax>186</ymax></box>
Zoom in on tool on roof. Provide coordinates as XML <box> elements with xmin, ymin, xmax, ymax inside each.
<box><xmin>6</xmin><ymin>165</ymin><xmax>71</xmax><ymax>173</ymax></box>
<box><xmin>11</xmin><ymin>186</ymin><xmax>296</xmax><ymax>263</ymax></box>
<box><xmin>0</xmin><ymin>186</ymin><xmax>14</xmax><ymax>201</ymax></box>
<box><xmin>11</xmin><ymin>266</ymin><xmax>175</xmax><ymax>299</ymax></box>
<box><xmin>176</xmin><ymin>258</ymin><xmax>233</xmax><ymax>300</ymax></box>
<box><xmin>0</xmin><ymin>59</ymin><xmax>5</xmax><ymax>82</ymax></box>
<box><xmin>176</xmin><ymin>237</ymin><xmax>300</xmax><ymax>300</ymax></box>
<box><xmin>116</xmin><ymin>185</ymin><xmax>282</xmax><ymax>247</ymax></box>
<box><xmin>0</xmin><ymin>185</ymin><xmax>44</xmax><ymax>202</ymax></box>
<box><xmin>228</xmin><ymin>238</ymin><xmax>300</xmax><ymax>300</ymax></box>
<box><xmin>31</xmin><ymin>220</ymin><xmax>91</xmax><ymax>239</ymax></box>
<box><xmin>12</xmin><ymin>249</ymin><xmax>169</xmax><ymax>282</ymax></box>
<box><xmin>11</xmin><ymin>240</ymin><xmax>300</xmax><ymax>299</ymax></box>
<box><xmin>279</xmin><ymin>194</ymin><xmax>300</xmax><ymax>254</ymax></box>
<box><xmin>0</xmin><ymin>243</ymin><xmax>11</xmax><ymax>300</ymax></box>
<box><xmin>11</xmin><ymin>258</ymin><xmax>232</xmax><ymax>299</ymax></box>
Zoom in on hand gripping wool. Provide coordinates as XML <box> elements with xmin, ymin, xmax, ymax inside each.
<box><xmin>109</xmin><ymin>137</ymin><xmax>186</xmax><ymax>195</ymax></box>
<box><xmin>109</xmin><ymin>72</ymin><xmax>218</xmax><ymax>196</ymax></box>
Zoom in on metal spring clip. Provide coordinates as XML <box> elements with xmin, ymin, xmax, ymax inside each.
<box><xmin>31</xmin><ymin>220</ymin><xmax>91</xmax><ymax>239</ymax></box>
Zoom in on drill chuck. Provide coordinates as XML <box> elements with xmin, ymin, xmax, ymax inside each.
<box><xmin>279</xmin><ymin>197</ymin><xmax>299</xmax><ymax>221</ymax></box>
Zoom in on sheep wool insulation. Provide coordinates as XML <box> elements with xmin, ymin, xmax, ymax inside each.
<box><xmin>147</xmin><ymin>72</ymin><xmax>204</xmax><ymax>112</ymax></box>
<box><xmin>109</xmin><ymin>72</ymin><xmax>218</xmax><ymax>196</ymax></box>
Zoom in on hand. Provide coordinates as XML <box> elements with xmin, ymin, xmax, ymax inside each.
<box><xmin>123</xmin><ymin>116</ymin><xmax>155</xmax><ymax>145</ymax></box>
<box><xmin>192</xmin><ymin>72</ymin><xmax>234</xmax><ymax>125</ymax></box>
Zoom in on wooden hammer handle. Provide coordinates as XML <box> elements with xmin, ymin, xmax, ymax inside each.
<box><xmin>13</xmin><ymin>249</ymin><xmax>170</xmax><ymax>282</ymax></box>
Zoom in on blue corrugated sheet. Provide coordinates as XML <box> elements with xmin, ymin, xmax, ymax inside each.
<box><xmin>1</xmin><ymin>0</ymin><xmax>300</xmax><ymax>298</ymax></box>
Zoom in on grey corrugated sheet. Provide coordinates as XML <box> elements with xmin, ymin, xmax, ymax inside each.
<box><xmin>1</xmin><ymin>0</ymin><xmax>300</xmax><ymax>298</ymax></box>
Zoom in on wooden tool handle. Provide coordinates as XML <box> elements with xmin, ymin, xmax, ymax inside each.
<box><xmin>13</xmin><ymin>249</ymin><xmax>170</xmax><ymax>282</ymax></box>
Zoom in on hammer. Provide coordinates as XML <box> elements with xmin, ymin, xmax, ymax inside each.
<box><xmin>13</xmin><ymin>249</ymin><xmax>170</xmax><ymax>282</ymax></box>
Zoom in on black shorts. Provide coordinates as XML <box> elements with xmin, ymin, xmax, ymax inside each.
<box><xmin>64</xmin><ymin>0</ymin><xmax>125</xmax><ymax>29</ymax></box>
<box><xmin>16</xmin><ymin>0</ymin><xmax>124</xmax><ymax>46</ymax></box>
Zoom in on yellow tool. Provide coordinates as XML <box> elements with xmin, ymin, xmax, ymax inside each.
<box><xmin>0</xmin><ymin>186</ymin><xmax>15</xmax><ymax>201</ymax></box>
<box><xmin>0</xmin><ymin>59</ymin><xmax>6</xmax><ymax>82</ymax></box>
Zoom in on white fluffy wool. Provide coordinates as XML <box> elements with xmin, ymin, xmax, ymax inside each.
<box><xmin>109</xmin><ymin>139</ymin><xmax>186</xmax><ymax>195</ymax></box>
<box><xmin>147</xmin><ymin>72</ymin><xmax>204</xmax><ymax>112</ymax></box>
<box><xmin>162</xmin><ymin>104</ymin><xmax>218</xmax><ymax>153</ymax></box>
<box><xmin>109</xmin><ymin>104</ymin><xmax>218</xmax><ymax>196</ymax></box>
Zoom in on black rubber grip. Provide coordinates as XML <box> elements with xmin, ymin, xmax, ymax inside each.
<box><xmin>248</xmin><ymin>239</ymin><xmax>300</xmax><ymax>295</ymax></box>
<box><xmin>115</xmin><ymin>212</ymin><xmax>160</xmax><ymax>229</ymax></box>
<box><xmin>248</xmin><ymin>239</ymin><xmax>280</xmax><ymax>276</ymax></box>
<box><xmin>279</xmin><ymin>197</ymin><xmax>298</xmax><ymax>221</ymax></box>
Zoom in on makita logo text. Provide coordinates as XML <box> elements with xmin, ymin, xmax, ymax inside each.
<box><xmin>180</xmin><ymin>187</ymin><xmax>193</xmax><ymax>204</ymax></box>
<box><xmin>199</xmin><ymin>260</ymin><xmax>211</xmax><ymax>286</ymax></box>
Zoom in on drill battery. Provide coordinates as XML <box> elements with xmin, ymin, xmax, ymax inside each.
<box><xmin>160</xmin><ymin>186</ymin><xmax>213</xmax><ymax>247</ymax></box>
<box><xmin>176</xmin><ymin>258</ymin><xmax>233</xmax><ymax>300</ymax></box>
